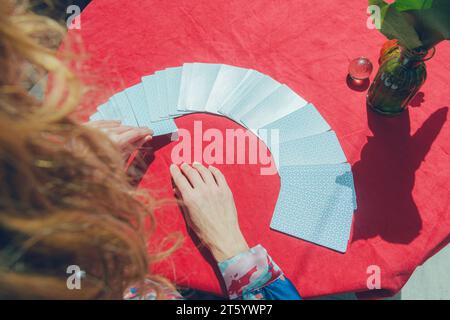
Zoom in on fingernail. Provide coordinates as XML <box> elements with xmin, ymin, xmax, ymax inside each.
<box><xmin>144</xmin><ymin>135</ymin><xmax>152</xmax><ymax>141</ymax></box>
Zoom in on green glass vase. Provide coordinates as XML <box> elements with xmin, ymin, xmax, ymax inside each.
<box><xmin>367</xmin><ymin>46</ymin><xmax>432</xmax><ymax>116</ymax></box>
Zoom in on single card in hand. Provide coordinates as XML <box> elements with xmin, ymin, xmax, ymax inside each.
<box><xmin>270</xmin><ymin>163</ymin><xmax>355</xmax><ymax>253</ymax></box>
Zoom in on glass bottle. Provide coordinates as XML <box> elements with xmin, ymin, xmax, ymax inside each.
<box><xmin>367</xmin><ymin>46</ymin><xmax>433</xmax><ymax>116</ymax></box>
<box><xmin>378</xmin><ymin>39</ymin><xmax>400</xmax><ymax>65</ymax></box>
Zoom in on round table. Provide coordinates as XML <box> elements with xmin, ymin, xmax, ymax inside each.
<box><xmin>70</xmin><ymin>0</ymin><xmax>450</xmax><ymax>298</ymax></box>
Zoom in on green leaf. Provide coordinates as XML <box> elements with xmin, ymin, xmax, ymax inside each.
<box><xmin>368</xmin><ymin>0</ymin><xmax>387</xmax><ymax>7</ymax></box>
<box><xmin>369</xmin><ymin>0</ymin><xmax>450</xmax><ymax>50</ymax></box>
<box><xmin>379</xmin><ymin>6</ymin><xmax>423</xmax><ymax>49</ymax></box>
<box><xmin>409</xmin><ymin>0</ymin><xmax>450</xmax><ymax>41</ymax></box>
<box><xmin>393</xmin><ymin>0</ymin><xmax>433</xmax><ymax>11</ymax></box>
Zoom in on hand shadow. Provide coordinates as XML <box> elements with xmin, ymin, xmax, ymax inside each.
<box><xmin>127</xmin><ymin>133</ymin><xmax>175</xmax><ymax>186</ymax></box>
<box><xmin>352</xmin><ymin>106</ymin><xmax>448</xmax><ymax>244</ymax></box>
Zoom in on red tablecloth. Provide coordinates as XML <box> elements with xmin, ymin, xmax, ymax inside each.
<box><xmin>70</xmin><ymin>0</ymin><xmax>450</xmax><ymax>298</ymax></box>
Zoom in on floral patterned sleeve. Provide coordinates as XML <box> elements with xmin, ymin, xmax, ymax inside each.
<box><xmin>125</xmin><ymin>245</ymin><xmax>300</xmax><ymax>300</ymax></box>
<box><xmin>218</xmin><ymin>245</ymin><xmax>301</xmax><ymax>300</ymax></box>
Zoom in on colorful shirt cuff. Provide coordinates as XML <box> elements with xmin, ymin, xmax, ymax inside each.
<box><xmin>218</xmin><ymin>244</ymin><xmax>283</xmax><ymax>299</ymax></box>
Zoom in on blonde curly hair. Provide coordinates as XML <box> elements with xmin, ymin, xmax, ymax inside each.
<box><xmin>0</xmin><ymin>0</ymin><xmax>179</xmax><ymax>299</ymax></box>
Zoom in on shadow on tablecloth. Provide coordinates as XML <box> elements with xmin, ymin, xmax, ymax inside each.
<box><xmin>351</xmin><ymin>106</ymin><xmax>448</xmax><ymax>244</ymax></box>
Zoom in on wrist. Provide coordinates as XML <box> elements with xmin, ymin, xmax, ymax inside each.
<box><xmin>209</xmin><ymin>232</ymin><xmax>249</xmax><ymax>263</ymax></box>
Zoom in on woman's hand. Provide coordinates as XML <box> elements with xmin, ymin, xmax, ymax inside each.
<box><xmin>170</xmin><ymin>163</ymin><xmax>249</xmax><ymax>262</ymax></box>
<box><xmin>85</xmin><ymin>121</ymin><xmax>153</xmax><ymax>159</ymax></box>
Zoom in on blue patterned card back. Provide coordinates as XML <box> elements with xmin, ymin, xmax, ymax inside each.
<box><xmin>125</xmin><ymin>84</ymin><xmax>178</xmax><ymax>136</ymax></box>
<box><xmin>259</xmin><ymin>103</ymin><xmax>331</xmax><ymax>145</ymax></box>
<box><xmin>271</xmin><ymin>163</ymin><xmax>355</xmax><ymax>253</ymax></box>
<box><xmin>111</xmin><ymin>91</ymin><xmax>138</xmax><ymax>126</ymax></box>
<box><xmin>276</xmin><ymin>131</ymin><xmax>347</xmax><ymax>167</ymax></box>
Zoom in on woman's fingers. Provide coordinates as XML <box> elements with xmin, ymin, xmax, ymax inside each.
<box><xmin>118</xmin><ymin>128</ymin><xmax>153</xmax><ymax>145</ymax></box>
<box><xmin>98</xmin><ymin>125</ymin><xmax>133</xmax><ymax>137</ymax></box>
<box><xmin>170</xmin><ymin>164</ymin><xmax>192</xmax><ymax>195</ymax></box>
<box><xmin>107</xmin><ymin>125</ymin><xmax>137</xmax><ymax>135</ymax></box>
<box><xmin>83</xmin><ymin>121</ymin><xmax>155</xmax><ymax>160</ymax></box>
<box><xmin>180</xmin><ymin>163</ymin><xmax>204</xmax><ymax>188</ymax></box>
<box><xmin>128</xmin><ymin>134</ymin><xmax>152</xmax><ymax>149</ymax></box>
<box><xmin>209</xmin><ymin>165</ymin><xmax>227</xmax><ymax>187</ymax></box>
<box><xmin>169</xmin><ymin>164</ymin><xmax>247</xmax><ymax>262</ymax></box>
<box><xmin>192</xmin><ymin>162</ymin><xmax>217</xmax><ymax>186</ymax></box>
<box><xmin>172</xmin><ymin>163</ymin><xmax>225</xmax><ymax>189</ymax></box>
<box><xmin>85</xmin><ymin>120</ymin><xmax>122</xmax><ymax>128</ymax></box>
